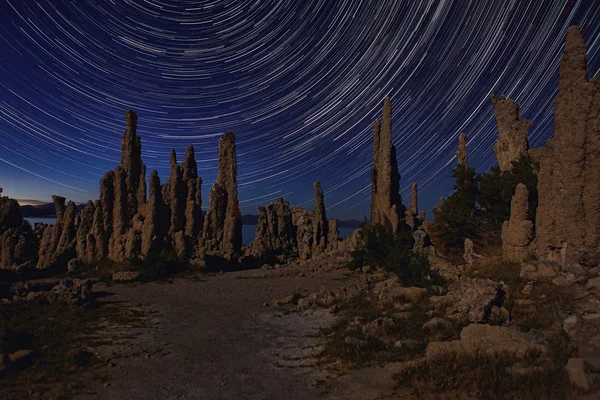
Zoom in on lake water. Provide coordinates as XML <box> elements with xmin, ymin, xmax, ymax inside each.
<box><xmin>25</xmin><ymin>217</ymin><xmax>356</xmax><ymax>245</ymax></box>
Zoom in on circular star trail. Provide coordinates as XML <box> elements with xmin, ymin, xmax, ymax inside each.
<box><xmin>1</xmin><ymin>0</ymin><xmax>599</xmax><ymax>218</ymax></box>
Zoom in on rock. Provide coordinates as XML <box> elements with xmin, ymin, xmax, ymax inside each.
<box><xmin>373</xmin><ymin>277</ymin><xmax>427</xmax><ymax>304</ymax></box>
<box><xmin>536</xmin><ymin>27</ymin><xmax>600</xmax><ymax>266</ymax></box>
<box><xmin>566</xmin><ymin>358</ymin><xmax>590</xmax><ymax>390</ymax></box>
<box><xmin>12</xmin><ymin>279</ymin><xmax>93</xmax><ymax>306</ymax></box>
<box><xmin>502</xmin><ymin>183</ymin><xmax>534</xmax><ymax>262</ymax></box>
<box><xmin>312</xmin><ymin>181</ymin><xmax>328</xmax><ymax>255</ymax></box>
<box><xmin>491</xmin><ymin>95</ymin><xmax>531</xmax><ymax>171</ymax></box>
<box><xmin>520</xmin><ymin>262</ymin><xmax>560</xmax><ymax>282</ymax></box>
<box><xmin>441</xmin><ymin>278</ymin><xmax>505</xmax><ymax>323</ymax></box>
<box><xmin>586</xmin><ymin>277</ymin><xmax>600</xmax><ymax>292</ymax></box>
<box><xmin>426</xmin><ymin>324</ymin><xmax>546</xmax><ymax>360</ymax></box>
<box><xmin>8</xmin><ymin>349</ymin><xmax>32</xmax><ymax>364</ymax></box>
<box><xmin>395</xmin><ymin>339</ymin><xmax>419</xmax><ymax>349</ymax></box>
<box><xmin>327</xmin><ymin>219</ymin><xmax>339</xmax><ymax>252</ymax></box>
<box><xmin>371</xmin><ymin>97</ymin><xmax>405</xmax><ymax>232</ymax></box>
<box><xmin>463</xmin><ymin>238</ymin><xmax>480</xmax><ymax>265</ymax></box>
<box><xmin>422</xmin><ymin>318</ymin><xmax>451</xmax><ymax>331</ymax></box>
<box><xmin>251</xmin><ymin>198</ymin><xmax>298</xmax><ymax>260</ymax></box>
<box><xmin>75</xmin><ymin>201</ymin><xmax>95</xmax><ymax>262</ymax></box>
<box><xmin>112</xmin><ymin>271</ymin><xmax>141</xmax><ymax>282</ymax></box>
<box><xmin>405</xmin><ymin>182</ymin><xmax>418</xmax><ymax>229</ymax></box>
<box><xmin>0</xmin><ymin>192</ymin><xmax>22</xmax><ymax>230</ymax></box>
<box><xmin>141</xmin><ymin>171</ymin><xmax>166</xmax><ymax>256</ymax></box>
<box><xmin>183</xmin><ymin>147</ymin><xmax>203</xmax><ymax>238</ymax></box>
<box><xmin>297</xmin><ymin>287</ymin><xmax>336</xmax><ymax>309</ymax></box>
<box><xmin>36</xmin><ymin>197</ymin><xmax>76</xmax><ymax>270</ymax></box>
<box><xmin>489</xmin><ymin>306</ymin><xmax>510</xmax><ymax>324</ymax></box>
<box><xmin>1</xmin><ymin>227</ymin><xmax>38</xmax><ymax>271</ymax></box>
<box><xmin>456</xmin><ymin>133</ymin><xmax>468</xmax><ymax>167</ymax></box>
<box><xmin>250</xmin><ymin>207</ymin><xmax>271</xmax><ymax>259</ymax></box>
<box><xmin>121</xmin><ymin>110</ymin><xmax>145</xmax><ymax>217</ymax></box>
<box><xmin>202</xmin><ymin>131</ymin><xmax>242</xmax><ymax>260</ymax></box>
<box><xmin>291</xmin><ymin>206</ymin><xmax>314</xmax><ymax>262</ymax></box>
<box><xmin>563</xmin><ymin>314</ymin><xmax>581</xmax><ymax>339</ymax></box>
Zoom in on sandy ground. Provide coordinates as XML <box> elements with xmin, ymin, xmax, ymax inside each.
<box><xmin>76</xmin><ymin>270</ymin><xmax>351</xmax><ymax>400</ymax></box>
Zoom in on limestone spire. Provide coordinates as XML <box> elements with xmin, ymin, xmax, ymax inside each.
<box><xmin>491</xmin><ymin>95</ymin><xmax>531</xmax><ymax>171</ymax></box>
<box><xmin>371</xmin><ymin>96</ymin><xmax>403</xmax><ymax>231</ymax></box>
<box><xmin>456</xmin><ymin>133</ymin><xmax>468</xmax><ymax>168</ymax></box>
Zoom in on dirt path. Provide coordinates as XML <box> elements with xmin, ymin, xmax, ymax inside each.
<box><xmin>83</xmin><ymin>270</ymin><xmax>348</xmax><ymax>400</ymax></box>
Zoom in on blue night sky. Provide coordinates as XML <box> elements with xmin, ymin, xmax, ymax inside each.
<box><xmin>1</xmin><ymin>1</ymin><xmax>599</xmax><ymax>219</ymax></box>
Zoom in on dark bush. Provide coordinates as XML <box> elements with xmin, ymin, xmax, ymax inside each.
<box><xmin>351</xmin><ymin>222</ymin><xmax>444</xmax><ymax>289</ymax></box>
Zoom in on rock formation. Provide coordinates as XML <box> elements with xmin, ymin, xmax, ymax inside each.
<box><xmin>536</xmin><ymin>26</ymin><xmax>600</xmax><ymax>265</ymax></box>
<box><xmin>291</xmin><ymin>206</ymin><xmax>314</xmax><ymax>262</ymax></box>
<box><xmin>328</xmin><ymin>219</ymin><xmax>339</xmax><ymax>251</ymax></box>
<box><xmin>165</xmin><ymin>150</ymin><xmax>186</xmax><ymax>235</ymax></box>
<box><xmin>501</xmin><ymin>184</ymin><xmax>533</xmax><ymax>262</ymax></box>
<box><xmin>312</xmin><ymin>181</ymin><xmax>328</xmax><ymax>254</ymax></box>
<box><xmin>491</xmin><ymin>95</ymin><xmax>531</xmax><ymax>171</ymax></box>
<box><xmin>36</xmin><ymin>197</ymin><xmax>76</xmax><ymax>270</ymax></box>
<box><xmin>202</xmin><ymin>131</ymin><xmax>242</xmax><ymax>260</ymax></box>
<box><xmin>406</xmin><ymin>182</ymin><xmax>418</xmax><ymax>229</ymax></box>
<box><xmin>250</xmin><ymin>207</ymin><xmax>271</xmax><ymax>259</ymax></box>
<box><xmin>0</xmin><ymin>190</ymin><xmax>22</xmax><ymax>230</ymax></box>
<box><xmin>371</xmin><ymin>97</ymin><xmax>404</xmax><ymax>231</ymax></box>
<box><xmin>250</xmin><ymin>198</ymin><xmax>298</xmax><ymax>260</ymax></box>
<box><xmin>121</xmin><ymin>110</ymin><xmax>145</xmax><ymax>218</ymax></box>
<box><xmin>464</xmin><ymin>238</ymin><xmax>476</xmax><ymax>265</ymax></box>
<box><xmin>75</xmin><ymin>201</ymin><xmax>95</xmax><ymax>263</ymax></box>
<box><xmin>456</xmin><ymin>133</ymin><xmax>468</xmax><ymax>167</ymax></box>
<box><xmin>183</xmin><ymin>145</ymin><xmax>203</xmax><ymax>237</ymax></box>
<box><xmin>141</xmin><ymin>171</ymin><xmax>166</xmax><ymax>256</ymax></box>
<box><xmin>0</xmin><ymin>193</ymin><xmax>38</xmax><ymax>270</ymax></box>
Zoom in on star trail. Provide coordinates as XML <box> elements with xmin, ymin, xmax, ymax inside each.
<box><xmin>1</xmin><ymin>0</ymin><xmax>599</xmax><ymax>218</ymax></box>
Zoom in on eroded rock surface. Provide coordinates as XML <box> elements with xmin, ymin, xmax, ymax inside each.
<box><xmin>371</xmin><ymin>97</ymin><xmax>404</xmax><ymax>232</ymax></box>
<box><xmin>202</xmin><ymin>131</ymin><xmax>242</xmax><ymax>260</ymax></box>
<box><xmin>492</xmin><ymin>95</ymin><xmax>531</xmax><ymax>171</ymax></box>
<box><xmin>502</xmin><ymin>183</ymin><xmax>533</xmax><ymax>262</ymax></box>
<box><xmin>536</xmin><ymin>26</ymin><xmax>600</xmax><ymax>266</ymax></box>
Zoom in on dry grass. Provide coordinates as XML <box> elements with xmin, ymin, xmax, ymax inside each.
<box><xmin>0</xmin><ymin>299</ymin><xmax>144</xmax><ymax>398</ymax></box>
<box><xmin>317</xmin><ymin>294</ymin><xmax>465</xmax><ymax>369</ymax></box>
<box><xmin>466</xmin><ymin>257</ymin><xmax>523</xmax><ymax>287</ymax></box>
<box><xmin>394</xmin><ymin>332</ymin><xmax>576</xmax><ymax>400</ymax></box>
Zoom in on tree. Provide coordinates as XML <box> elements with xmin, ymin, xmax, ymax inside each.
<box><xmin>430</xmin><ymin>164</ymin><xmax>478</xmax><ymax>256</ymax></box>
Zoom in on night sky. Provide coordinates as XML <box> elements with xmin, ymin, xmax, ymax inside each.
<box><xmin>1</xmin><ymin>1</ymin><xmax>599</xmax><ymax>220</ymax></box>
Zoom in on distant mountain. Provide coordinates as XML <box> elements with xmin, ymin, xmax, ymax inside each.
<box><xmin>241</xmin><ymin>214</ymin><xmax>259</xmax><ymax>225</ymax></box>
<box><xmin>20</xmin><ymin>203</ymin><xmax>86</xmax><ymax>218</ymax></box>
<box><xmin>337</xmin><ymin>219</ymin><xmax>363</xmax><ymax>228</ymax></box>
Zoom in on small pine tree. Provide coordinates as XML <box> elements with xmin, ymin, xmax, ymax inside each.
<box><xmin>477</xmin><ymin>155</ymin><xmax>537</xmax><ymax>242</ymax></box>
<box><xmin>430</xmin><ymin>164</ymin><xmax>478</xmax><ymax>255</ymax></box>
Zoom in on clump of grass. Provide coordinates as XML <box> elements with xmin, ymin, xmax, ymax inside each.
<box><xmin>350</xmin><ymin>222</ymin><xmax>445</xmax><ymax>290</ymax></box>
<box><xmin>467</xmin><ymin>257</ymin><xmax>523</xmax><ymax>287</ymax></box>
<box><xmin>394</xmin><ymin>346</ymin><xmax>572</xmax><ymax>399</ymax></box>
<box><xmin>318</xmin><ymin>294</ymin><xmax>465</xmax><ymax>369</ymax></box>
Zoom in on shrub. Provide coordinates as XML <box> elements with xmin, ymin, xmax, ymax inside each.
<box><xmin>432</xmin><ymin>156</ymin><xmax>538</xmax><ymax>255</ymax></box>
<box><xmin>351</xmin><ymin>222</ymin><xmax>443</xmax><ymax>289</ymax></box>
<box><xmin>430</xmin><ymin>165</ymin><xmax>478</xmax><ymax>256</ymax></box>
<box><xmin>130</xmin><ymin>251</ymin><xmax>186</xmax><ymax>281</ymax></box>
<box><xmin>477</xmin><ymin>155</ymin><xmax>538</xmax><ymax>239</ymax></box>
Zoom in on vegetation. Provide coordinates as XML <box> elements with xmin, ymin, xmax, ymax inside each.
<box><xmin>351</xmin><ymin>221</ymin><xmax>444</xmax><ymax>289</ymax></box>
<box><xmin>431</xmin><ymin>156</ymin><xmax>538</xmax><ymax>258</ymax></box>
<box><xmin>0</xmin><ymin>299</ymin><xmax>144</xmax><ymax>398</ymax></box>
<box><xmin>318</xmin><ymin>296</ymin><xmax>464</xmax><ymax>369</ymax></box>
<box><xmin>394</xmin><ymin>339</ymin><xmax>573</xmax><ymax>400</ymax></box>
